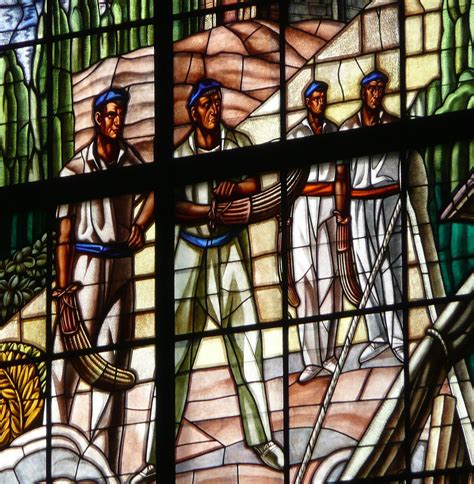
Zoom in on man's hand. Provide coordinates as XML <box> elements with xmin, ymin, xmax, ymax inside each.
<box><xmin>213</xmin><ymin>180</ymin><xmax>236</xmax><ymax>200</ymax></box>
<box><xmin>127</xmin><ymin>223</ymin><xmax>145</xmax><ymax>250</ymax></box>
<box><xmin>209</xmin><ymin>198</ymin><xmax>251</xmax><ymax>228</ymax></box>
<box><xmin>333</xmin><ymin>209</ymin><xmax>350</xmax><ymax>225</ymax></box>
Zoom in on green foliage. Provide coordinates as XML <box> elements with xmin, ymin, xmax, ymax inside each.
<box><xmin>0</xmin><ymin>51</ymin><xmax>32</xmax><ymax>186</ymax></box>
<box><xmin>88</xmin><ymin>0</ymin><xmax>101</xmax><ymax>66</ymax></box>
<box><xmin>410</xmin><ymin>0</ymin><xmax>474</xmax><ymax>296</ymax></box>
<box><xmin>31</xmin><ymin>12</ymin><xmax>48</xmax><ymax>181</ymax></box>
<box><xmin>173</xmin><ymin>0</ymin><xmax>203</xmax><ymax>40</ymax></box>
<box><xmin>129</xmin><ymin>0</ymin><xmax>140</xmax><ymax>51</ymax></box>
<box><xmin>52</xmin><ymin>0</ymin><xmax>69</xmax><ymax>37</ymax></box>
<box><xmin>69</xmin><ymin>2</ymin><xmax>84</xmax><ymax>71</ymax></box>
<box><xmin>0</xmin><ymin>234</ymin><xmax>50</xmax><ymax>323</ymax></box>
<box><xmin>100</xmin><ymin>8</ymin><xmax>117</xmax><ymax>59</ymax></box>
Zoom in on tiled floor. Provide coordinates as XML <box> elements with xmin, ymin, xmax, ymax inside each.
<box><xmin>176</xmin><ymin>343</ymin><xmax>403</xmax><ymax>482</ymax></box>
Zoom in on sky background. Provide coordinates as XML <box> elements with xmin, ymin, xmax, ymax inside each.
<box><xmin>0</xmin><ymin>1</ymin><xmax>44</xmax><ymax>81</ymax></box>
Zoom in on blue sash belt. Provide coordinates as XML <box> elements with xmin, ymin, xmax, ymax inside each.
<box><xmin>180</xmin><ymin>228</ymin><xmax>242</xmax><ymax>248</ymax></box>
<box><xmin>75</xmin><ymin>242</ymin><xmax>132</xmax><ymax>258</ymax></box>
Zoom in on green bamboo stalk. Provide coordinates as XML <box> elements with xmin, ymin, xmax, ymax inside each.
<box><xmin>0</xmin><ymin>56</ymin><xmax>8</xmax><ymax>186</ymax></box>
<box><xmin>69</xmin><ymin>2</ymin><xmax>84</xmax><ymax>72</ymax></box>
<box><xmin>129</xmin><ymin>0</ymin><xmax>140</xmax><ymax>51</ymax></box>
<box><xmin>470</xmin><ymin>0</ymin><xmax>474</xmax><ymax>68</ymax></box>
<box><xmin>8</xmin><ymin>51</ymin><xmax>29</xmax><ymax>185</ymax></box>
<box><xmin>88</xmin><ymin>0</ymin><xmax>100</xmax><ymax>66</ymax></box>
<box><xmin>147</xmin><ymin>0</ymin><xmax>154</xmax><ymax>45</ymax></box>
<box><xmin>80</xmin><ymin>0</ymin><xmax>92</xmax><ymax>68</ymax></box>
<box><xmin>441</xmin><ymin>6</ymin><xmax>456</xmax><ymax>99</ymax></box>
<box><xmin>5</xmin><ymin>68</ymin><xmax>18</xmax><ymax>185</ymax></box>
<box><xmin>100</xmin><ymin>8</ymin><xmax>117</xmax><ymax>59</ymax></box>
<box><xmin>111</xmin><ymin>0</ymin><xmax>130</xmax><ymax>53</ymax></box>
<box><xmin>140</xmin><ymin>0</ymin><xmax>148</xmax><ymax>46</ymax></box>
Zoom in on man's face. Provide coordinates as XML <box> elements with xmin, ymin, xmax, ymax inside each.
<box><xmin>94</xmin><ymin>101</ymin><xmax>126</xmax><ymax>140</ymax></box>
<box><xmin>305</xmin><ymin>90</ymin><xmax>327</xmax><ymax>116</ymax></box>
<box><xmin>191</xmin><ymin>91</ymin><xmax>222</xmax><ymax>132</ymax></box>
<box><xmin>362</xmin><ymin>80</ymin><xmax>386</xmax><ymax>110</ymax></box>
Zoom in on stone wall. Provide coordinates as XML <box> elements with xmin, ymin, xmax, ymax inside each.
<box><xmin>289</xmin><ymin>0</ymin><xmax>372</xmax><ymax>22</ymax></box>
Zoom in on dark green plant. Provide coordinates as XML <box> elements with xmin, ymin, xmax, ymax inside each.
<box><xmin>420</xmin><ymin>0</ymin><xmax>474</xmax><ymax>295</ymax></box>
<box><xmin>0</xmin><ymin>234</ymin><xmax>51</xmax><ymax>324</ymax></box>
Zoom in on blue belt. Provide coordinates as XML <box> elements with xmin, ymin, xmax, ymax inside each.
<box><xmin>75</xmin><ymin>242</ymin><xmax>132</xmax><ymax>258</ymax></box>
<box><xmin>180</xmin><ymin>228</ymin><xmax>242</xmax><ymax>248</ymax></box>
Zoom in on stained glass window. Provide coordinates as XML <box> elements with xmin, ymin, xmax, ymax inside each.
<box><xmin>0</xmin><ymin>0</ymin><xmax>472</xmax><ymax>482</ymax></box>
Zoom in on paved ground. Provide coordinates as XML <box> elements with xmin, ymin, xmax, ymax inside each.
<box><xmin>176</xmin><ymin>343</ymin><xmax>402</xmax><ymax>483</ymax></box>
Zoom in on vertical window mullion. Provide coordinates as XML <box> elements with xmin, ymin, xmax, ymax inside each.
<box><xmin>45</xmin><ymin>0</ymin><xmax>53</xmax><ymax>481</ymax></box>
<box><xmin>156</xmin><ymin>0</ymin><xmax>176</xmax><ymax>481</ymax></box>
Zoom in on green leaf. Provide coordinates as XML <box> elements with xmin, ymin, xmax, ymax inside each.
<box><xmin>2</xmin><ymin>291</ymin><xmax>12</xmax><ymax>307</ymax></box>
<box><xmin>21</xmin><ymin>247</ymin><xmax>32</xmax><ymax>257</ymax></box>
<box><xmin>21</xmin><ymin>289</ymin><xmax>32</xmax><ymax>300</ymax></box>
<box><xmin>5</xmin><ymin>261</ymin><xmax>16</xmax><ymax>274</ymax></box>
<box><xmin>8</xmin><ymin>275</ymin><xmax>19</xmax><ymax>290</ymax></box>
<box><xmin>18</xmin><ymin>278</ymin><xmax>28</xmax><ymax>290</ymax></box>
<box><xmin>35</xmin><ymin>254</ymin><xmax>47</xmax><ymax>267</ymax></box>
<box><xmin>12</xmin><ymin>292</ymin><xmax>22</xmax><ymax>308</ymax></box>
<box><xmin>23</xmin><ymin>258</ymin><xmax>35</xmax><ymax>269</ymax></box>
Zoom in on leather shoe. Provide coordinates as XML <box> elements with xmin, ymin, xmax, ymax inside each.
<box><xmin>130</xmin><ymin>464</ymin><xmax>156</xmax><ymax>483</ymax></box>
<box><xmin>359</xmin><ymin>342</ymin><xmax>389</xmax><ymax>364</ymax></box>
<box><xmin>253</xmin><ymin>440</ymin><xmax>284</xmax><ymax>470</ymax></box>
<box><xmin>392</xmin><ymin>345</ymin><xmax>404</xmax><ymax>363</ymax></box>
<box><xmin>298</xmin><ymin>365</ymin><xmax>322</xmax><ymax>383</ymax></box>
<box><xmin>322</xmin><ymin>356</ymin><xmax>337</xmax><ymax>374</ymax></box>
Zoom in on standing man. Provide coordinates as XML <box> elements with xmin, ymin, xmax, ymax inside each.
<box><xmin>288</xmin><ymin>81</ymin><xmax>341</xmax><ymax>382</ymax></box>
<box><xmin>175</xmin><ymin>78</ymin><xmax>283</xmax><ymax>467</ymax></box>
<box><xmin>132</xmin><ymin>78</ymin><xmax>283</xmax><ymax>482</ymax></box>
<box><xmin>53</xmin><ymin>87</ymin><xmax>155</xmax><ymax>471</ymax></box>
<box><xmin>340</xmin><ymin>70</ymin><xmax>403</xmax><ymax>363</ymax></box>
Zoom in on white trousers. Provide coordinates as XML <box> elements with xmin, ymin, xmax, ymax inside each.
<box><xmin>52</xmin><ymin>253</ymin><xmax>134</xmax><ymax>471</ymax></box>
<box><xmin>351</xmin><ymin>195</ymin><xmax>403</xmax><ymax>348</ymax></box>
<box><xmin>291</xmin><ymin>196</ymin><xmax>340</xmax><ymax>367</ymax></box>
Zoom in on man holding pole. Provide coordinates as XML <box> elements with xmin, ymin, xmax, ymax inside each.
<box><xmin>340</xmin><ymin>70</ymin><xmax>403</xmax><ymax>364</ymax></box>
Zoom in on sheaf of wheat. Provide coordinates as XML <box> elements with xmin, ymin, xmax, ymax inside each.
<box><xmin>0</xmin><ymin>351</ymin><xmax>44</xmax><ymax>449</ymax></box>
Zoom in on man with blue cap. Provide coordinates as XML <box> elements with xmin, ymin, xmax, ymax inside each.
<box><xmin>340</xmin><ymin>70</ymin><xmax>403</xmax><ymax>364</ymax></box>
<box><xmin>175</xmin><ymin>78</ymin><xmax>253</xmax><ymax>155</ymax></box>
<box><xmin>340</xmin><ymin>70</ymin><xmax>396</xmax><ymax>129</ymax></box>
<box><xmin>288</xmin><ymin>80</ymin><xmax>338</xmax><ymax>138</ymax></box>
<box><xmin>131</xmin><ymin>79</ymin><xmax>282</xmax><ymax>481</ymax></box>
<box><xmin>176</xmin><ymin>78</ymin><xmax>283</xmax><ymax>467</ymax></box>
<box><xmin>53</xmin><ymin>87</ymin><xmax>154</xmax><ymax>472</ymax></box>
<box><xmin>287</xmin><ymin>80</ymin><xmax>341</xmax><ymax>383</ymax></box>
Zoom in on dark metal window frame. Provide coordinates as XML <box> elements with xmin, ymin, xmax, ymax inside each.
<box><xmin>0</xmin><ymin>0</ymin><xmax>473</xmax><ymax>481</ymax></box>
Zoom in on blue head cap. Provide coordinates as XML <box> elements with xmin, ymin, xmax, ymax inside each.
<box><xmin>188</xmin><ymin>79</ymin><xmax>222</xmax><ymax>109</ymax></box>
<box><xmin>93</xmin><ymin>88</ymin><xmax>130</xmax><ymax>112</ymax></box>
<box><xmin>304</xmin><ymin>80</ymin><xmax>328</xmax><ymax>99</ymax></box>
<box><xmin>361</xmin><ymin>70</ymin><xmax>388</xmax><ymax>86</ymax></box>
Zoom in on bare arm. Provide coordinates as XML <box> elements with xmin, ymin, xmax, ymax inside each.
<box><xmin>175</xmin><ymin>200</ymin><xmax>210</xmax><ymax>225</ymax></box>
<box><xmin>56</xmin><ymin>217</ymin><xmax>74</xmax><ymax>289</ymax></box>
<box><xmin>235</xmin><ymin>176</ymin><xmax>260</xmax><ymax>196</ymax></box>
<box><xmin>213</xmin><ymin>176</ymin><xmax>261</xmax><ymax>200</ymax></box>
<box><xmin>334</xmin><ymin>163</ymin><xmax>350</xmax><ymax>220</ymax></box>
